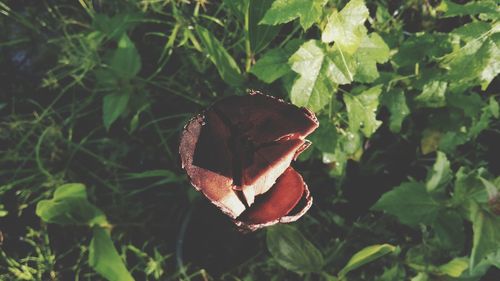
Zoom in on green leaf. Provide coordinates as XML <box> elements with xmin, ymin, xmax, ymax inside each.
<box><xmin>339</xmin><ymin>244</ymin><xmax>396</xmax><ymax>277</ymax></box>
<box><xmin>103</xmin><ymin>92</ymin><xmax>130</xmax><ymax>131</ymax></box>
<box><xmin>288</xmin><ymin>40</ymin><xmax>338</xmax><ymax>112</ymax></box>
<box><xmin>489</xmin><ymin>96</ymin><xmax>499</xmax><ymax>118</ymax></box>
<box><xmin>250</xmin><ymin>48</ymin><xmax>290</xmax><ymax>83</ymax></box>
<box><xmin>266</xmin><ymin>224</ymin><xmax>324</xmax><ymax>273</ymax></box>
<box><xmin>248</xmin><ymin>0</ymin><xmax>280</xmax><ymax>53</ymax></box>
<box><xmin>434</xmin><ymin>210</ymin><xmax>465</xmax><ymax>251</ymax></box>
<box><xmin>36</xmin><ymin>183</ymin><xmax>107</xmax><ymax>226</ymax></box>
<box><xmin>93</xmin><ymin>13</ymin><xmax>142</xmax><ymax>40</ymax></box>
<box><xmin>426</xmin><ymin>151</ymin><xmax>452</xmax><ymax>192</ymax></box>
<box><xmin>0</xmin><ymin>204</ymin><xmax>8</xmax><ymax>217</ymax></box>
<box><xmin>442</xmin><ymin>39</ymin><xmax>499</xmax><ymax>90</ymax></box>
<box><xmin>380</xmin><ymin>89</ymin><xmax>409</xmax><ymax>133</ymax></box>
<box><xmin>344</xmin><ymin>85</ymin><xmax>382</xmax><ymax>138</ymax></box>
<box><xmin>89</xmin><ymin>227</ymin><xmax>135</xmax><ymax>281</ymax></box>
<box><xmin>437</xmin><ymin>258</ymin><xmax>468</xmax><ymax>278</ymax></box>
<box><xmin>110</xmin><ymin>34</ymin><xmax>141</xmax><ymax>79</ymax></box>
<box><xmin>195</xmin><ymin>26</ymin><xmax>244</xmax><ymax>86</ymax></box>
<box><xmin>415</xmin><ymin>80</ymin><xmax>447</xmax><ymax>108</ymax></box>
<box><xmin>468</xmin><ymin>202</ymin><xmax>500</xmax><ymax>269</ymax></box>
<box><xmin>452</xmin><ymin>167</ymin><xmax>488</xmax><ymax>205</ymax></box>
<box><xmin>469</xmin><ymin>107</ymin><xmax>493</xmax><ymax>139</ymax></box>
<box><xmin>446</xmin><ymin>92</ymin><xmax>485</xmax><ymax>118</ymax></box>
<box><xmin>322</xmin><ymin>0</ymin><xmax>369</xmax><ymax>54</ymax></box>
<box><xmin>372</xmin><ymin>182</ymin><xmax>442</xmax><ymax>226</ymax></box>
<box><xmin>310</xmin><ymin>117</ymin><xmax>338</xmax><ymax>153</ymax></box>
<box><xmin>393</xmin><ymin>33</ymin><xmax>452</xmax><ymax>68</ymax></box>
<box><xmin>260</xmin><ymin>0</ymin><xmax>327</xmax><ymax>30</ymax></box>
<box><xmin>437</xmin><ymin>0</ymin><xmax>499</xmax><ymax>18</ymax></box>
<box><xmin>354</xmin><ymin>33</ymin><xmax>390</xmax><ymax>83</ymax></box>
<box><xmin>451</xmin><ymin>21</ymin><xmax>491</xmax><ymax>43</ymax></box>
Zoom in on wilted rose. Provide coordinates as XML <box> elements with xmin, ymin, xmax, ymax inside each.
<box><xmin>179</xmin><ymin>91</ymin><xmax>318</xmax><ymax>231</ymax></box>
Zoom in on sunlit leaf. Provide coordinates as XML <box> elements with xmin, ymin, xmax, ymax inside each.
<box><xmin>426</xmin><ymin>151</ymin><xmax>452</xmax><ymax>192</ymax></box>
<box><xmin>339</xmin><ymin>244</ymin><xmax>396</xmax><ymax>277</ymax></box>
<box><xmin>344</xmin><ymin>85</ymin><xmax>382</xmax><ymax>138</ymax></box>
<box><xmin>89</xmin><ymin>227</ymin><xmax>135</xmax><ymax>281</ymax></box>
<box><xmin>260</xmin><ymin>0</ymin><xmax>327</xmax><ymax>30</ymax></box>
<box><xmin>380</xmin><ymin>89</ymin><xmax>409</xmax><ymax>133</ymax></box>
<box><xmin>36</xmin><ymin>183</ymin><xmax>107</xmax><ymax>226</ymax></box>
<box><xmin>322</xmin><ymin>0</ymin><xmax>369</xmax><ymax>54</ymax></box>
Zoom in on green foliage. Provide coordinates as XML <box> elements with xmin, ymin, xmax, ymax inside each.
<box><xmin>89</xmin><ymin>227</ymin><xmax>135</xmax><ymax>281</ymax></box>
<box><xmin>266</xmin><ymin>225</ymin><xmax>324</xmax><ymax>273</ymax></box>
<box><xmin>260</xmin><ymin>0</ymin><xmax>327</xmax><ymax>30</ymax></box>
<box><xmin>321</xmin><ymin>0</ymin><xmax>369</xmax><ymax>54</ymax></box>
<box><xmin>344</xmin><ymin>85</ymin><xmax>383</xmax><ymax>138</ymax></box>
<box><xmin>195</xmin><ymin>25</ymin><xmax>244</xmax><ymax>86</ymax></box>
<box><xmin>36</xmin><ymin>183</ymin><xmax>107</xmax><ymax>226</ymax></box>
<box><xmin>2</xmin><ymin>0</ymin><xmax>500</xmax><ymax>280</ymax></box>
<box><xmin>372</xmin><ymin>182</ymin><xmax>442</xmax><ymax>227</ymax></box>
<box><xmin>36</xmin><ymin>184</ymin><xmax>134</xmax><ymax>281</ymax></box>
<box><xmin>338</xmin><ymin>244</ymin><xmax>396</xmax><ymax>277</ymax></box>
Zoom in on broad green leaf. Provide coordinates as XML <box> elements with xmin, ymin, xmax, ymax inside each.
<box><xmin>434</xmin><ymin>210</ymin><xmax>464</xmax><ymax>252</ymax></box>
<box><xmin>380</xmin><ymin>89</ymin><xmax>409</xmax><ymax>133</ymax></box>
<box><xmin>195</xmin><ymin>26</ymin><xmax>244</xmax><ymax>86</ymax></box>
<box><xmin>469</xmin><ymin>107</ymin><xmax>493</xmax><ymax>139</ymax></box>
<box><xmin>322</xmin><ymin>0</ymin><xmax>369</xmax><ymax>54</ymax></box>
<box><xmin>266</xmin><ymin>224</ymin><xmax>324</xmax><ymax>273</ymax></box>
<box><xmin>248</xmin><ymin>0</ymin><xmax>280</xmax><ymax>54</ymax></box>
<box><xmin>89</xmin><ymin>227</ymin><xmax>135</xmax><ymax>281</ymax></box>
<box><xmin>479</xmin><ymin>176</ymin><xmax>499</xmax><ymax>199</ymax></box>
<box><xmin>310</xmin><ymin>117</ymin><xmax>338</xmax><ymax>153</ymax></box>
<box><xmin>438</xmin><ymin>131</ymin><xmax>468</xmax><ymax>154</ymax></box>
<box><xmin>260</xmin><ymin>0</ymin><xmax>327</xmax><ymax>30</ymax></box>
<box><xmin>393</xmin><ymin>33</ymin><xmax>452</xmax><ymax>68</ymax></box>
<box><xmin>442</xmin><ymin>39</ymin><xmax>498</xmax><ymax>90</ymax></box>
<box><xmin>446</xmin><ymin>92</ymin><xmax>484</xmax><ymax>118</ymax></box>
<box><xmin>426</xmin><ymin>151</ymin><xmax>452</xmax><ymax>192</ymax></box>
<box><xmin>339</xmin><ymin>244</ymin><xmax>396</xmax><ymax>277</ymax></box>
<box><xmin>372</xmin><ymin>182</ymin><xmax>441</xmax><ymax>226</ymax></box>
<box><xmin>437</xmin><ymin>0</ymin><xmax>499</xmax><ymax>19</ymax></box>
<box><xmin>288</xmin><ymin>40</ymin><xmax>338</xmax><ymax>112</ymax></box>
<box><xmin>478</xmin><ymin>39</ymin><xmax>499</xmax><ymax>90</ymax></box>
<box><xmin>53</xmin><ymin>183</ymin><xmax>87</xmax><ymax>199</ymax></box>
<box><xmin>103</xmin><ymin>92</ymin><xmax>130</xmax><ymax>131</ymax></box>
<box><xmin>110</xmin><ymin>34</ymin><xmax>141</xmax><ymax>79</ymax></box>
<box><xmin>468</xmin><ymin>202</ymin><xmax>500</xmax><ymax>268</ymax></box>
<box><xmin>437</xmin><ymin>258</ymin><xmax>468</xmax><ymax>278</ymax></box>
<box><xmin>250</xmin><ymin>48</ymin><xmax>290</xmax><ymax>83</ymax></box>
<box><xmin>251</xmin><ymin>39</ymin><xmax>302</xmax><ymax>83</ymax></box>
<box><xmin>344</xmin><ymin>85</ymin><xmax>382</xmax><ymax>138</ymax></box>
<box><xmin>452</xmin><ymin>167</ymin><xmax>488</xmax><ymax>206</ymax></box>
<box><xmin>354</xmin><ymin>33</ymin><xmax>390</xmax><ymax>83</ymax></box>
<box><xmin>93</xmin><ymin>13</ymin><xmax>142</xmax><ymax>40</ymax></box>
<box><xmin>415</xmin><ymin>80</ymin><xmax>447</xmax><ymax>108</ymax></box>
<box><xmin>36</xmin><ymin>183</ymin><xmax>107</xmax><ymax>226</ymax></box>
<box><xmin>451</xmin><ymin>22</ymin><xmax>491</xmax><ymax>43</ymax></box>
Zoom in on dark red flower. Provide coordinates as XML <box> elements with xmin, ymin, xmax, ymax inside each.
<box><xmin>179</xmin><ymin>91</ymin><xmax>318</xmax><ymax>231</ymax></box>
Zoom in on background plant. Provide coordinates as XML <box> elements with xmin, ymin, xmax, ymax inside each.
<box><xmin>0</xmin><ymin>0</ymin><xmax>499</xmax><ymax>280</ymax></box>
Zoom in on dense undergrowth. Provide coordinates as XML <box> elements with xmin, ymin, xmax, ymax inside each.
<box><xmin>0</xmin><ymin>0</ymin><xmax>499</xmax><ymax>280</ymax></box>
